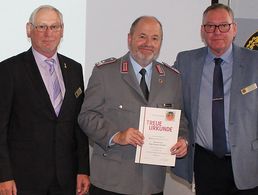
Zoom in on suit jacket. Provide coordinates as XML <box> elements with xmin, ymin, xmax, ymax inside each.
<box><xmin>173</xmin><ymin>44</ymin><xmax>258</xmax><ymax>190</ymax></box>
<box><xmin>78</xmin><ymin>52</ymin><xmax>188</xmax><ymax>195</ymax></box>
<box><xmin>0</xmin><ymin>48</ymin><xmax>89</xmax><ymax>190</ymax></box>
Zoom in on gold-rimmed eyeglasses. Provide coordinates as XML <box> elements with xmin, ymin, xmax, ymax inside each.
<box><xmin>30</xmin><ymin>23</ymin><xmax>63</xmax><ymax>32</ymax></box>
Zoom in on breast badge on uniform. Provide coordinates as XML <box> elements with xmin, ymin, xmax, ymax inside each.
<box><xmin>95</xmin><ymin>57</ymin><xmax>117</xmax><ymax>67</ymax></box>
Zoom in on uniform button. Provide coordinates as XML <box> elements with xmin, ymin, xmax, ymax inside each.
<box><xmin>103</xmin><ymin>153</ymin><xmax>107</xmax><ymax>157</ymax></box>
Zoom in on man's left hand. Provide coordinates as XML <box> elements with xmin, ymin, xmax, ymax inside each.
<box><xmin>77</xmin><ymin>174</ymin><xmax>90</xmax><ymax>195</ymax></box>
<box><xmin>170</xmin><ymin>138</ymin><xmax>188</xmax><ymax>158</ymax></box>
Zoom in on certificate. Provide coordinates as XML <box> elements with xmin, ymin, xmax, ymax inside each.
<box><xmin>135</xmin><ymin>107</ymin><xmax>181</xmax><ymax>166</ymax></box>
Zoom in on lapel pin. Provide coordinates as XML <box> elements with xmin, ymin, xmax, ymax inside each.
<box><xmin>74</xmin><ymin>87</ymin><xmax>82</xmax><ymax>98</ymax></box>
<box><xmin>64</xmin><ymin>63</ymin><xmax>67</xmax><ymax>69</ymax></box>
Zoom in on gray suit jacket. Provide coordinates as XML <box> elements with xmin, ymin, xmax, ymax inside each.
<box><xmin>78</xmin><ymin>52</ymin><xmax>188</xmax><ymax>194</ymax></box>
<box><xmin>173</xmin><ymin>44</ymin><xmax>258</xmax><ymax>190</ymax></box>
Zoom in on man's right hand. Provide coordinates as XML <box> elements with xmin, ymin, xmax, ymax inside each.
<box><xmin>112</xmin><ymin>128</ymin><xmax>144</xmax><ymax>147</ymax></box>
<box><xmin>0</xmin><ymin>180</ymin><xmax>17</xmax><ymax>195</ymax></box>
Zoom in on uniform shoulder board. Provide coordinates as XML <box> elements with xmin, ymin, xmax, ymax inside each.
<box><xmin>162</xmin><ymin>62</ymin><xmax>180</xmax><ymax>74</ymax></box>
<box><xmin>95</xmin><ymin>57</ymin><xmax>117</xmax><ymax>67</ymax></box>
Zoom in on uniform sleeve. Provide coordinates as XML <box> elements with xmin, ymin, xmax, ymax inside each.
<box><xmin>78</xmin><ymin>66</ymin><xmax>118</xmax><ymax>151</ymax></box>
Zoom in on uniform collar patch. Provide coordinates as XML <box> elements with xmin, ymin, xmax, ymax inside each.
<box><xmin>155</xmin><ymin>64</ymin><xmax>165</xmax><ymax>76</ymax></box>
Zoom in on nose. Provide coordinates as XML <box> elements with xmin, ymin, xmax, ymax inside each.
<box><xmin>214</xmin><ymin>26</ymin><xmax>221</xmax><ymax>34</ymax></box>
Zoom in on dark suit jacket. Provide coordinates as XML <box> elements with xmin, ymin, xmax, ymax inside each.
<box><xmin>0</xmin><ymin>48</ymin><xmax>89</xmax><ymax>190</ymax></box>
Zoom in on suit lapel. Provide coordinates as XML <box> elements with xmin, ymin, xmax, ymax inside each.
<box><xmin>56</xmin><ymin>54</ymin><xmax>70</xmax><ymax>117</ymax></box>
<box><xmin>190</xmin><ymin>48</ymin><xmax>207</xmax><ymax>129</ymax></box>
<box><xmin>120</xmin><ymin>54</ymin><xmax>147</xmax><ymax>102</ymax></box>
<box><xmin>149</xmin><ymin>62</ymin><xmax>165</xmax><ymax>102</ymax></box>
<box><xmin>229</xmin><ymin>45</ymin><xmax>245</xmax><ymax>123</ymax></box>
<box><xmin>24</xmin><ymin>49</ymin><xmax>55</xmax><ymax>115</ymax></box>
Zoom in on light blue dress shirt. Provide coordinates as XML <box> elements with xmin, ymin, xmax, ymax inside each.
<box><xmin>130</xmin><ymin>55</ymin><xmax>153</xmax><ymax>90</ymax></box>
<box><xmin>196</xmin><ymin>44</ymin><xmax>233</xmax><ymax>153</ymax></box>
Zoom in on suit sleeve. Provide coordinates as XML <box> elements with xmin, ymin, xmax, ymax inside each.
<box><xmin>75</xmin><ymin>65</ymin><xmax>90</xmax><ymax>175</ymax></box>
<box><xmin>78</xmin><ymin>66</ymin><xmax>118</xmax><ymax>151</ymax></box>
<box><xmin>0</xmin><ymin>60</ymin><xmax>14</xmax><ymax>182</ymax></box>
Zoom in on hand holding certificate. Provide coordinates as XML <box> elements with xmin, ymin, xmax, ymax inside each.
<box><xmin>135</xmin><ymin>107</ymin><xmax>181</xmax><ymax>166</ymax></box>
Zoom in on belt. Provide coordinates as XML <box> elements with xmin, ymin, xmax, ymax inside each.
<box><xmin>195</xmin><ymin>144</ymin><xmax>231</xmax><ymax>159</ymax></box>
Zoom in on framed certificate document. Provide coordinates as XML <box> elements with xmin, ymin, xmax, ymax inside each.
<box><xmin>135</xmin><ymin>107</ymin><xmax>181</xmax><ymax>166</ymax></box>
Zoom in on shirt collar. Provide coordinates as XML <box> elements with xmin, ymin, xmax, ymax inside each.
<box><xmin>32</xmin><ymin>47</ymin><xmax>58</xmax><ymax>68</ymax></box>
<box><xmin>207</xmin><ymin>44</ymin><xmax>233</xmax><ymax>64</ymax></box>
<box><xmin>129</xmin><ymin>55</ymin><xmax>153</xmax><ymax>77</ymax></box>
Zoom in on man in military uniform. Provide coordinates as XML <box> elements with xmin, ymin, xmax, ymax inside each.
<box><xmin>78</xmin><ymin>16</ymin><xmax>189</xmax><ymax>195</ymax></box>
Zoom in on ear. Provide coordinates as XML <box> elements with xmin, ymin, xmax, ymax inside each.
<box><xmin>60</xmin><ymin>24</ymin><xmax>64</xmax><ymax>38</ymax></box>
<box><xmin>26</xmin><ymin>23</ymin><xmax>32</xmax><ymax>38</ymax></box>
<box><xmin>127</xmin><ymin>33</ymin><xmax>132</xmax><ymax>47</ymax></box>
<box><xmin>233</xmin><ymin>23</ymin><xmax>238</xmax><ymax>38</ymax></box>
<box><xmin>200</xmin><ymin>25</ymin><xmax>205</xmax><ymax>43</ymax></box>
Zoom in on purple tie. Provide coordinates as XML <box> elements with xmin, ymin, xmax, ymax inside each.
<box><xmin>45</xmin><ymin>59</ymin><xmax>62</xmax><ymax>115</ymax></box>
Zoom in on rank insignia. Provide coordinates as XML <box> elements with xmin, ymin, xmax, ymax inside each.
<box><xmin>120</xmin><ymin>61</ymin><xmax>128</xmax><ymax>73</ymax></box>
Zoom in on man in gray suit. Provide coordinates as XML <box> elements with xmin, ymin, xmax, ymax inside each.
<box><xmin>174</xmin><ymin>3</ymin><xmax>258</xmax><ymax>195</ymax></box>
<box><xmin>78</xmin><ymin>16</ymin><xmax>189</xmax><ymax>195</ymax></box>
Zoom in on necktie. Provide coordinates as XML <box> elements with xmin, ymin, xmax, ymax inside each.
<box><xmin>45</xmin><ymin>59</ymin><xmax>63</xmax><ymax>115</ymax></box>
<box><xmin>212</xmin><ymin>58</ymin><xmax>227</xmax><ymax>158</ymax></box>
<box><xmin>139</xmin><ymin>68</ymin><xmax>149</xmax><ymax>100</ymax></box>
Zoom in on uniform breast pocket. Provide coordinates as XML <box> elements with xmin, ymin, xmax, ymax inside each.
<box><xmin>106</xmin><ymin>102</ymin><xmax>140</xmax><ymax>130</ymax></box>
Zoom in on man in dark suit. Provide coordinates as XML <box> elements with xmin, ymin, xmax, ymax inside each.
<box><xmin>0</xmin><ymin>5</ymin><xmax>90</xmax><ymax>195</ymax></box>
<box><xmin>174</xmin><ymin>3</ymin><xmax>258</xmax><ymax>195</ymax></box>
<box><xmin>78</xmin><ymin>16</ymin><xmax>189</xmax><ymax>195</ymax></box>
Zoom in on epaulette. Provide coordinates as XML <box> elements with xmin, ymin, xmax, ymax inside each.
<box><xmin>95</xmin><ymin>57</ymin><xmax>117</xmax><ymax>67</ymax></box>
<box><xmin>162</xmin><ymin>62</ymin><xmax>180</xmax><ymax>74</ymax></box>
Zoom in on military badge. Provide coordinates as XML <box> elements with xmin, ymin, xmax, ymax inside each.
<box><xmin>244</xmin><ymin>30</ymin><xmax>258</xmax><ymax>50</ymax></box>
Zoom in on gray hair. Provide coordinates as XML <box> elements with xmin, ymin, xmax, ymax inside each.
<box><xmin>29</xmin><ymin>5</ymin><xmax>63</xmax><ymax>25</ymax></box>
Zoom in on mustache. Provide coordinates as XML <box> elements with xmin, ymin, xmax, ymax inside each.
<box><xmin>139</xmin><ymin>45</ymin><xmax>154</xmax><ymax>50</ymax></box>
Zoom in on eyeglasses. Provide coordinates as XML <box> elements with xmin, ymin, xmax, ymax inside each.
<box><xmin>30</xmin><ymin>23</ymin><xmax>63</xmax><ymax>32</ymax></box>
<box><xmin>203</xmin><ymin>23</ymin><xmax>233</xmax><ymax>33</ymax></box>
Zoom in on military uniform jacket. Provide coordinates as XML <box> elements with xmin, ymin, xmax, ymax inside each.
<box><xmin>78</xmin><ymin>52</ymin><xmax>188</xmax><ymax>195</ymax></box>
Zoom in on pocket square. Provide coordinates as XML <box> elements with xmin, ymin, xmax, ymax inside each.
<box><xmin>74</xmin><ymin>87</ymin><xmax>82</xmax><ymax>98</ymax></box>
<box><xmin>241</xmin><ymin>83</ymin><xmax>257</xmax><ymax>95</ymax></box>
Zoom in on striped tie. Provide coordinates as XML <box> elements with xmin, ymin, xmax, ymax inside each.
<box><xmin>45</xmin><ymin>59</ymin><xmax>63</xmax><ymax>115</ymax></box>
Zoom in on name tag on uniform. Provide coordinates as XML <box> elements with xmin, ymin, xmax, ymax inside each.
<box><xmin>75</xmin><ymin>87</ymin><xmax>82</xmax><ymax>98</ymax></box>
<box><xmin>241</xmin><ymin>83</ymin><xmax>257</xmax><ymax>95</ymax></box>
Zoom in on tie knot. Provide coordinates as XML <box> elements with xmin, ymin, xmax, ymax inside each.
<box><xmin>139</xmin><ymin>68</ymin><xmax>147</xmax><ymax>76</ymax></box>
<box><xmin>45</xmin><ymin>59</ymin><xmax>55</xmax><ymax>74</ymax></box>
<box><xmin>214</xmin><ymin>58</ymin><xmax>223</xmax><ymax>66</ymax></box>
